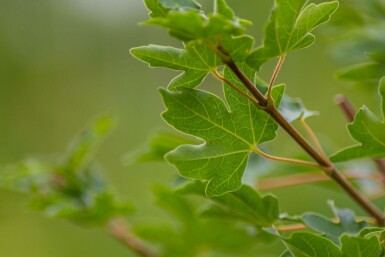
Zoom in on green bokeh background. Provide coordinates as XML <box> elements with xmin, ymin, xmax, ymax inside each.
<box><xmin>0</xmin><ymin>0</ymin><xmax>383</xmax><ymax>256</ymax></box>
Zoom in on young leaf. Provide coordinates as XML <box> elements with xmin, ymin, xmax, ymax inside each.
<box><xmin>280</xmin><ymin>96</ymin><xmax>319</xmax><ymax>123</ymax></box>
<box><xmin>282</xmin><ymin>232</ymin><xmax>341</xmax><ymax>257</ymax></box>
<box><xmin>331</xmin><ymin>78</ymin><xmax>385</xmax><ymax>162</ymax></box>
<box><xmin>161</xmin><ymin>65</ymin><xmax>284</xmax><ymax>196</ymax></box>
<box><xmin>145</xmin><ymin>4</ymin><xmax>246</xmax><ymax>42</ymax></box>
<box><xmin>247</xmin><ymin>0</ymin><xmax>339</xmax><ymax>70</ymax></box>
<box><xmin>179</xmin><ymin>182</ymin><xmax>280</xmax><ymax>227</ymax></box>
<box><xmin>340</xmin><ymin>235</ymin><xmax>382</xmax><ymax>257</ymax></box>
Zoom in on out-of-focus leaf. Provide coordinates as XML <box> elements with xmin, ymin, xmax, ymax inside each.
<box><xmin>340</xmin><ymin>235</ymin><xmax>381</xmax><ymax>257</ymax></box>
<box><xmin>125</xmin><ymin>131</ymin><xmax>198</xmax><ymax>164</ymax></box>
<box><xmin>0</xmin><ymin>117</ymin><xmax>131</xmax><ymax>227</ymax></box>
<box><xmin>282</xmin><ymin>232</ymin><xmax>341</xmax><ymax>257</ymax></box>
<box><xmin>336</xmin><ymin>62</ymin><xmax>385</xmax><ymax>82</ymax></box>
<box><xmin>331</xmin><ymin>78</ymin><xmax>385</xmax><ymax>162</ymax></box>
<box><xmin>65</xmin><ymin>116</ymin><xmax>114</xmax><ymax>173</ymax></box>
<box><xmin>136</xmin><ymin>186</ymin><xmax>256</xmax><ymax>257</ymax></box>
<box><xmin>302</xmin><ymin>203</ymin><xmax>368</xmax><ymax>244</ymax></box>
<box><xmin>178</xmin><ymin>182</ymin><xmax>279</xmax><ymax>227</ymax></box>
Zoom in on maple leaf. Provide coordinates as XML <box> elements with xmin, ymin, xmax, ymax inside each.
<box><xmin>247</xmin><ymin>0</ymin><xmax>339</xmax><ymax>70</ymax></box>
<box><xmin>160</xmin><ymin>64</ymin><xmax>284</xmax><ymax>196</ymax></box>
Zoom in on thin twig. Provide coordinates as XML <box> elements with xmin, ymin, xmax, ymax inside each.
<box><xmin>300</xmin><ymin>119</ymin><xmax>328</xmax><ymax>160</ymax></box>
<box><xmin>267</xmin><ymin>55</ymin><xmax>285</xmax><ymax>101</ymax></box>
<box><xmin>252</xmin><ymin>146</ymin><xmax>321</xmax><ymax>168</ymax></box>
<box><xmin>257</xmin><ymin>171</ymin><xmax>382</xmax><ymax>190</ymax></box>
<box><xmin>276</xmin><ymin>223</ymin><xmax>306</xmax><ymax>232</ymax></box>
<box><xmin>335</xmin><ymin>94</ymin><xmax>385</xmax><ymax>183</ymax></box>
<box><xmin>106</xmin><ymin>218</ymin><xmax>159</xmax><ymax>257</ymax></box>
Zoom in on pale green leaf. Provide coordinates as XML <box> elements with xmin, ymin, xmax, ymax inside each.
<box><xmin>161</xmin><ymin>65</ymin><xmax>284</xmax><ymax>196</ymax></box>
<box><xmin>331</xmin><ymin>78</ymin><xmax>385</xmax><ymax>162</ymax></box>
<box><xmin>247</xmin><ymin>0</ymin><xmax>339</xmax><ymax>70</ymax></box>
<box><xmin>280</xmin><ymin>96</ymin><xmax>319</xmax><ymax>123</ymax></box>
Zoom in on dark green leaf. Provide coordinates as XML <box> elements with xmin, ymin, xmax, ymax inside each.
<box><xmin>161</xmin><ymin>65</ymin><xmax>284</xmax><ymax>196</ymax></box>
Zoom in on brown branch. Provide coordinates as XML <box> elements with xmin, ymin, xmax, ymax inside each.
<box><xmin>335</xmin><ymin>94</ymin><xmax>385</xmax><ymax>183</ymax></box>
<box><xmin>106</xmin><ymin>218</ymin><xmax>159</xmax><ymax>257</ymax></box>
<box><xmin>223</xmin><ymin>59</ymin><xmax>385</xmax><ymax>226</ymax></box>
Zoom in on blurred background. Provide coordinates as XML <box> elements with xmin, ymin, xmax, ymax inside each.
<box><xmin>0</xmin><ymin>0</ymin><xmax>383</xmax><ymax>256</ymax></box>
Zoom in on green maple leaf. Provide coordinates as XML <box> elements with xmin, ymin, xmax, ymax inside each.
<box><xmin>160</xmin><ymin>64</ymin><xmax>284</xmax><ymax>196</ymax></box>
<box><xmin>331</xmin><ymin>78</ymin><xmax>385</xmax><ymax>162</ymax></box>
<box><xmin>130</xmin><ymin>36</ymin><xmax>253</xmax><ymax>89</ymax></box>
<box><xmin>246</xmin><ymin>0</ymin><xmax>339</xmax><ymax>70</ymax></box>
